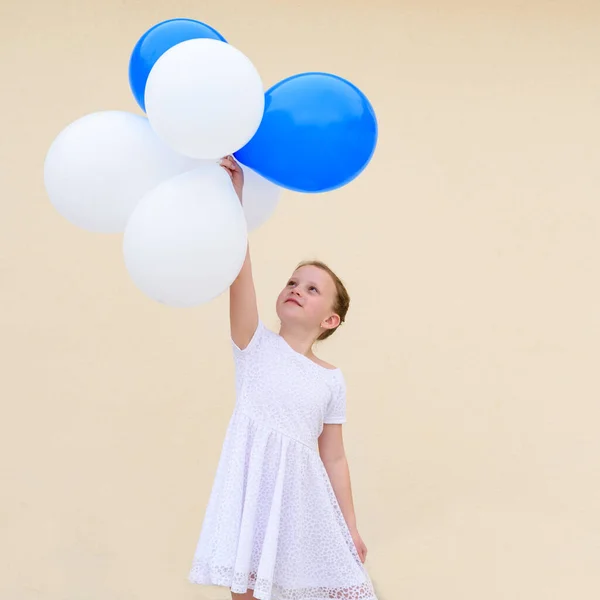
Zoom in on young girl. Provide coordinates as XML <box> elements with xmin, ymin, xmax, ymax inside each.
<box><xmin>188</xmin><ymin>156</ymin><xmax>377</xmax><ymax>600</ymax></box>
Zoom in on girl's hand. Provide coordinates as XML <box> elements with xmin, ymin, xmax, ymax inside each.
<box><xmin>220</xmin><ymin>155</ymin><xmax>244</xmax><ymax>203</ymax></box>
<box><xmin>351</xmin><ymin>529</ymin><xmax>368</xmax><ymax>563</ymax></box>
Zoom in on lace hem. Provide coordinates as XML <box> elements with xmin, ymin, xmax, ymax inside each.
<box><xmin>188</xmin><ymin>562</ymin><xmax>377</xmax><ymax>600</ymax></box>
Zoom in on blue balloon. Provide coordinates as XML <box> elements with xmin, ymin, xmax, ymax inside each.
<box><xmin>129</xmin><ymin>19</ymin><xmax>226</xmax><ymax>112</ymax></box>
<box><xmin>235</xmin><ymin>72</ymin><xmax>377</xmax><ymax>193</ymax></box>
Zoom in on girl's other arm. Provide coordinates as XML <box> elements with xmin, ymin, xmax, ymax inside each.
<box><xmin>220</xmin><ymin>156</ymin><xmax>259</xmax><ymax>349</ymax></box>
<box><xmin>318</xmin><ymin>424</ymin><xmax>368</xmax><ymax>563</ymax></box>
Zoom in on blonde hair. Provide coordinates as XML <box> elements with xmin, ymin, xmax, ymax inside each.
<box><xmin>296</xmin><ymin>260</ymin><xmax>350</xmax><ymax>341</ymax></box>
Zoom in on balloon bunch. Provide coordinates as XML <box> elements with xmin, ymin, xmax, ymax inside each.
<box><xmin>44</xmin><ymin>18</ymin><xmax>378</xmax><ymax>307</ymax></box>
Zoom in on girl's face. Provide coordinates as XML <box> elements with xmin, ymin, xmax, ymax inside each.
<box><xmin>276</xmin><ymin>265</ymin><xmax>339</xmax><ymax>334</ymax></box>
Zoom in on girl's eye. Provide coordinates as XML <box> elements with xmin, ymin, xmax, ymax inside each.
<box><xmin>309</xmin><ymin>286</ymin><xmax>318</xmax><ymax>293</ymax></box>
<box><xmin>287</xmin><ymin>280</ymin><xmax>296</xmax><ymax>287</ymax></box>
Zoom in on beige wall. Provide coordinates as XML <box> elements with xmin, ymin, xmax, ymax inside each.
<box><xmin>2</xmin><ymin>1</ymin><xmax>600</xmax><ymax>598</ymax></box>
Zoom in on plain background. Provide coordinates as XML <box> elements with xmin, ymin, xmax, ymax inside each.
<box><xmin>2</xmin><ymin>1</ymin><xmax>599</xmax><ymax>599</ymax></box>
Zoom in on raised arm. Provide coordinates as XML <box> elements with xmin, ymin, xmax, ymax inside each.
<box><xmin>220</xmin><ymin>156</ymin><xmax>259</xmax><ymax>349</ymax></box>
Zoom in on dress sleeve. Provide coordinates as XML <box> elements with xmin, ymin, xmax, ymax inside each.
<box><xmin>323</xmin><ymin>372</ymin><xmax>347</xmax><ymax>424</ymax></box>
<box><xmin>231</xmin><ymin>319</ymin><xmax>266</xmax><ymax>356</ymax></box>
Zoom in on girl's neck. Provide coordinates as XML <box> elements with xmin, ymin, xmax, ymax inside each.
<box><xmin>278</xmin><ymin>324</ymin><xmax>317</xmax><ymax>358</ymax></box>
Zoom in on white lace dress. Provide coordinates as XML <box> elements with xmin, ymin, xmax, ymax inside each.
<box><xmin>188</xmin><ymin>321</ymin><xmax>377</xmax><ymax>600</ymax></box>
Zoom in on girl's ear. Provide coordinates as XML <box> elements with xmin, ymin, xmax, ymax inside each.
<box><xmin>321</xmin><ymin>313</ymin><xmax>341</xmax><ymax>331</ymax></box>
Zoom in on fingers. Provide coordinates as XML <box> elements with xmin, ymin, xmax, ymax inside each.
<box><xmin>219</xmin><ymin>155</ymin><xmax>238</xmax><ymax>171</ymax></box>
<box><xmin>219</xmin><ymin>156</ymin><xmax>239</xmax><ymax>183</ymax></box>
<box><xmin>355</xmin><ymin>544</ymin><xmax>365</xmax><ymax>563</ymax></box>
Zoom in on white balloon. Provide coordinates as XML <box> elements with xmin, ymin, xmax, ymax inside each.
<box><xmin>145</xmin><ymin>39</ymin><xmax>264</xmax><ymax>159</ymax></box>
<box><xmin>44</xmin><ymin>111</ymin><xmax>200</xmax><ymax>233</ymax></box>
<box><xmin>123</xmin><ymin>164</ymin><xmax>247</xmax><ymax>307</ymax></box>
<box><xmin>240</xmin><ymin>164</ymin><xmax>282</xmax><ymax>231</ymax></box>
